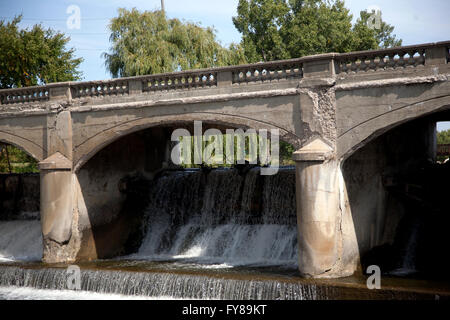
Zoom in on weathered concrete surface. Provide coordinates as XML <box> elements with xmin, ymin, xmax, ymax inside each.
<box><xmin>0</xmin><ymin>115</ymin><xmax>47</xmax><ymax>162</ymax></box>
<box><xmin>0</xmin><ymin>41</ymin><xmax>449</xmax><ymax>278</ymax></box>
<box><xmin>0</xmin><ymin>174</ymin><xmax>40</xmax><ymax>220</ymax></box>
<box><xmin>336</xmin><ymin>76</ymin><xmax>450</xmax><ymax>160</ymax></box>
<box><xmin>294</xmin><ymin>139</ymin><xmax>358</xmax><ymax>278</ymax></box>
<box><xmin>73</xmin><ymin>128</ymin><xmax>171</xmax><ymax>261</ymax></box>
<box><xmin>39</xmin><ymin>153</ymin><xmax>73</xmax><ymax>262</ymax></box>
<box><xmin>70</xmin><ymin>91</ymin><xmax>303</xmax><ymax>172</ymax></box>
<box><xmin>342</xmin><ymin>117</ymin><xmax>438</xmax><ymax>259</ymax></box>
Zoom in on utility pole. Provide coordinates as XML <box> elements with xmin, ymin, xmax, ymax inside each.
<box><xmin>161</xmin><ymin>0</ymin><xmax>165</xmax><ymax>14</ymax></box>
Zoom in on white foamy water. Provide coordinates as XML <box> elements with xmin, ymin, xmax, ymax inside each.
<box><xmin>0</xmin><ymin>266</ymin><xmax>312</xmax><ymax>300</ymax></box>
<box><xmin>128</xmin><ymin>168</ymin><xmax>299</xmax><ymax>268</ymax></box>
<box><xmin>133</xmin><ymin>221</ymin><xmax>298</xmax><ymax>267</ymax></box>
<box><xmin>0</xmin><ymin>286</ymin><xmax>173</xmax><ymax>300</ymax></box>
<box><xmin>0</xmin><ymin>220</ymin><xmax>43</xmax><ymax>262</ymax></box>
<box><xmin>0</xmin><ymin>168</ymin><xmax>298</xmax><ymax>269</ymax></box>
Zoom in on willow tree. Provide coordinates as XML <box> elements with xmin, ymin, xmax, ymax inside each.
<box><xmin>0</xmin><ymin>16</ymin><xmax>83</xmax><ymax>89</ymax></box>
<box><xmin>103</xmin><ymin>8</ymin><xmax>246</xmax><ymax>77</ymax></box>
<box><xmin>233</xmin><ymin>0</ymin><xmax>402</xmax><ymax>62</ymax></box>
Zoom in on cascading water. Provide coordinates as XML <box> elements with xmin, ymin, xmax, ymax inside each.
<box><xmin>0</xmin><ymin>168</ymin><xmax>447</xmax><ymax>300</ymax></box>
<box><xmin>0</xmin><ymin>167</ymin><xmax>312</xmax><ymax>300</ymax></box>
<box><xmin>129</xmin><ymin>167</ymin><xmax>298</xmax><ymax>268</ymax></box>
<box><xmin>0</xmin><ymin>220</ymin><xmax>42</xmax><ymax>262</ymax></box>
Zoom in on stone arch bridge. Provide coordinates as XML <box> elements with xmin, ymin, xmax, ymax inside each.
<box><xmin>1</xmin><ymin>41</ymin><xmax>449</xmax><ymax>278</ymax></box>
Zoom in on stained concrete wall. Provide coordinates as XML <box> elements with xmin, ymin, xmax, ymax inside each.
<box><xmin>336</xmin><ymin>79</ymin><xmax>450</xmax><ymax>160</ymax></box>
<box><xmin>73</xmin><ymin>127</ymin><xmax>172</xmax><ymax>260</ymax></box>
<box><xmin>342</xmin><ymin>117</ymin><xmax>437</xmax><ymax>260</ymax></box>
<box><xmin>70</xmin><ymin>93</ymin><xmax>303</xmax><ymax>171</ymax></box>
<box><xmin>0</xmin><ymin>173</ymin><xmax>40</xmax><ymax>220</ymax></box>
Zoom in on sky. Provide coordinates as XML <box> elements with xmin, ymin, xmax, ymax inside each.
<box><xmin>1</xmin><ymin>0</ymin><xmax>449</xmax><ymax>129</ymax></box>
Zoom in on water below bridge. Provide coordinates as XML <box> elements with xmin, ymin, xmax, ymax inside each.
<box><xmin>0</xmin><ymin>167</ymin><xmax>449</xmax><ymax>300</ymax></box>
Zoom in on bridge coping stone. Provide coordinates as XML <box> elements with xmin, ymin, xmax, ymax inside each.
<box><xmin>1</xmin><ymin>41</ymin><xmax>448</xmax><ymax>107</ymax></box>
<box><xmin>293</xmin><ymin>138</ymin><xmax>334</xmax><ymax>162</ymax></box>
<box><xmin>39</xmin><ymin>152</ymin><xmax>72</xmax><ymax>171</ymax></box>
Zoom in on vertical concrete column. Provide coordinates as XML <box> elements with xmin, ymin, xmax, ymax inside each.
<box><xmin>294</xmin><ymin>139</ymin><xmax>359</xmax><ymax>278</ymax></box>
<box><xmin>39</xmin><ymin>108</ymin><xmax>75</xmax><ymax>262</ymax></box>
<box><xmin>293</xmin><ymin>138</ymin><xmax>342</xmax><ymax>278</ymax></box>
<box><xmin>39</xmin><ymin>153</ymin><xmax>73</xmax><ymax>262</ymax></box>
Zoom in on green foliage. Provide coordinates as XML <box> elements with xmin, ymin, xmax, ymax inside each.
<box><xmin>232</xmin><ymin>0</ymin><xmax>291</xmax><ymax>62</ymax></box>
<box><xmin>280</xmin><ymin>140</ymin><xmax>295</xmax><ymax>165</ymax></box>
<box><xmin>103</xmin><ymin>8</ymin><xmax>247</xmax><ymax>77</ymax></box>
<box><xmin>233</xmin><ymin>0</ymin><xmax>403</xmax><ymax>62</ymax></box>
<box><xmin>0</xmin><ymin>16</ymin><xmax>83</xmax><ymax>89</ymax></box>
<box><xmin>0</xmin><ymin>144</ymin><xmax>39</xmax><ymax>173</ymax></box>
<box><xmin>176</xmin><ymin>135</ymin><xmax>295</xmax><ymax>168</ymax></box>
<box><xmin>437</xmin><ymin>129</ymin><xmax>450</xmax><ymax>145</ymax></box>
<box><xmin>0</xmin><ymin>17</ymin><xmax>81</xmax><ymax>172</ymax></box>
<box><xmin>352</xmin><ymin>10</ymin><xmax>402</xmax><ymax>51</ymax></box>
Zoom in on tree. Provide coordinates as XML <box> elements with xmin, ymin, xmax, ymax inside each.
<box><xmin>0</xmin><ymin>16</ymin><xmax>82</xmax><ymax>172</ymax></box>
<box><xmin>232</xmin><ymin>0</ymin><xmax>290</xmax><ymax>62</ymax></box>
<box><xmin>0</xmin><ymin>16</ymin><xmax>83</xmax><ymax>89</ymax></box>
<box><xmin>437</xmin><ymin>129</ymin><xmax>450</xmax><ymax>145</ymax></box>
<box><xmin>0</xmin><ymin>143</ymin><xmax>39</xmax><ymax>173</ymax></box>
<box><xmin>352</xmin><ymin>10</ymin><xmax>402</xmax><ymax>51</ymax></box>
<box><xmin>103</xmin><ymin>8</ymin><xmax>246</xmax><ymax>77</ymax></box>
<box><xmin>233</xmin><ymin>0</ymin><xmax>403</xmax><ymax>62</ymax></box>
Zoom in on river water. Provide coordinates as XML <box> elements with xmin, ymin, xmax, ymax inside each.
<box><xmin>0</xmin><ymin>168</ymin><xmax>449</xmax><ymax>300</ymax></box>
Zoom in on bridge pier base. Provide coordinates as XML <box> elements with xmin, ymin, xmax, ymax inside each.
<box><xmin>294</xmin><ymin>139</ymin><xmax>358</xmax><ymax>278</ymax></box>
<box><xmin>39</xmin><ymin>153</ymin><xmax>76</xmax><ymax>263</ymax></box>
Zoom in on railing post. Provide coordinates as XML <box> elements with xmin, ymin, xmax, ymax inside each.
<box><xmin>217</xmin><ymin>70</ymin><xmax>233</xmax><ymax>87</ymax></box>
<box><xmin>425</xmin><ymin>46</ymin><xmax>448</xmax><ymax>66</ymax></box>
<box><xmin>128</xmin><ymin>79</ymin><xmax>143</xmax><ymax>95</ymax></box>
<box><xmin>302</xmin><ymin>54</ymin><xmax>337</xmax><ymax>79</ymax></box>
<box><xmin>49</xmin><ymin>83</ymin><xmax>72</xmax><ymax>103</ymax></box>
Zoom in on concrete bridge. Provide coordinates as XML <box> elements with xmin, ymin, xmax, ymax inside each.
<box><xmin>1</xmin><ymin>41</ymin><xmax>449</xmax><ymax>278</ymax></box>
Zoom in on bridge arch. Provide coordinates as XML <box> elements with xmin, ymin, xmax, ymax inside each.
<box><xmin>340</xmin><ymin>104</ymin><xmax>450</xmax><ymax>277</ymax></box>
<box><xmin>0</xmin><ymin>130</ymin><xmax>45</xmax><ymax>162</ymax></box>
<box><xmin>338</xmin><ymin>94</ymin><xmax>450</xmax><ymax>161</ymax></box>
<box><xmin>73</xmin><ymin>112</ymin><xmax>302</xmax><ymax>172</ymax></box>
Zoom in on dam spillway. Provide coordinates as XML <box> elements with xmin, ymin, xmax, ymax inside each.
<box><xmin>1</xmin><ymin>167</ymin><xmax>450</xmax><ymax>300</ymax></box>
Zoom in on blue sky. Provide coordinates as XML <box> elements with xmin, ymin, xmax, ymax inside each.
<box><xmin>1</xmin><ymin>0</ymin><xmax>449</xmax><ymax>130</ymax></box>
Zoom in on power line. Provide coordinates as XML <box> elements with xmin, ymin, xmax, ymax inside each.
<box><xmin>0</xmin><ymin>16</ymin><xmax>110</xmax><ymax>22</ymax></box>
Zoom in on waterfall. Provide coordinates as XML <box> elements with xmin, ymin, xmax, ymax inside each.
<box><xmin>0</xmin><ymin>286</ymin><xmax>155</xmax><ymax>300</ymax></box>
<box><xmin>130</xmin><ymin>167</ymin><xmax>298</xmax><ymax>267</ymax></box>
<box><xmin>0</xmin><ymin>220</ymin><xmax>42</xmax><ymax>262</ymax></box>
<box><xmin>0</xmin><ymin>167</ymin><xmax>297</xmax><ymax>267</ymax></box>
<box><xmin>0</xmin><ymin>167</ymin><xmax>303</xmax><ymax>300</ymax></box>
<box><xmin>0</xmin><ymin>265</ymin><xmax>319</xmax><ymax>300</ymax></box>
